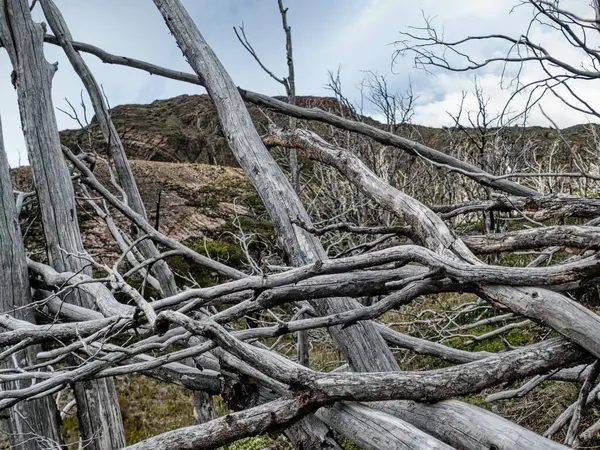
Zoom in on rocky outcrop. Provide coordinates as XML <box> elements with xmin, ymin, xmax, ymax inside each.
<box><xmin>58</xmin><ymin>93</ymin><xmax>600</xmax><ymax>172</ymax></box>
<box><xmin>12</xmin><ymin>160</ymin><xmax>264</xmax><ymax>267</ymax></box>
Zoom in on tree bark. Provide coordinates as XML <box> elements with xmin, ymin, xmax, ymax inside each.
<box><xmin>0</xmin><ymin>114</ymin><xmax>63</xmax><ymax>449</ymax></box>
<box><xmin>316</xmin><ymin>403</ymin><xmax>456</xmax><ymax>450</ymax></box>
<box><xmin>0</xmin><ymin>2</ymin><xmax>125</xmax><ymax>448</ymax></box>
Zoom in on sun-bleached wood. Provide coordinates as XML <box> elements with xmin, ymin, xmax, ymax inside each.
<box><xmin>0</xmin><ymin>114</ymin><xmax>63</xmax><ymax>449</ymax></box>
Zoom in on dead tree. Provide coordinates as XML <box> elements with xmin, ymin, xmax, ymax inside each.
<box><xmin>0</xmin><ymin>114</ymin><xmax>63</xmax><ymax>449</ymax></box>
<box><xmin>0</xmin><ymin>1</ymin><xmax>125</xmax><ymax>448</ymax></box>
<box><xmin>0</xmin><ymin>0</ymin><xmax>599</xmax><ymax>449</ymax></box>
<box><xmin>234</xmin><ymin>0</ymin><xmax>309</xmax><ymax>367</ymax></box>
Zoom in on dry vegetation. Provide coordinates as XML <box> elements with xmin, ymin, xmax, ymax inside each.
<box><xmin>2</xmin><ymin>0</ymin><xmax>600</xmax><ymax>449</ymax></box>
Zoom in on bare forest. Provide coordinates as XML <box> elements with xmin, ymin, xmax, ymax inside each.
<box><xmin>1</xmin><ymin>0</ymin><xmax>600</xmax><ymax>449</ymax></box>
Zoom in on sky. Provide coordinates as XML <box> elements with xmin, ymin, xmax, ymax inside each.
<box><xmin>1</xmin><ymin>0</ymin><xmax>600</xmax><ymax>166</ymax></box>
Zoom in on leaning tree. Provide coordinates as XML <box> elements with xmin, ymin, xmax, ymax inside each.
<box><xmin>0</xmin><ymin>0</ymin><xmax>599</xmax><ymax>449</ymax></box>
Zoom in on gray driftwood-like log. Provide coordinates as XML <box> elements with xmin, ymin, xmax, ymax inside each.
<box><xmin>316</xmin><ymin>402</ymin><xmax>456</xmax><ymax>450</ymax></box>
<box><xmin>0</xmin><ymin>1</ymin><xmax>126</xmax><ymax>448</ymax></box>
<box><xmin>462</xmin><ymin>225</ymin><xmax>600</xmax><ymax>254</ymax></box>
<box><xmin>116</xmin><ymin>309</ymin><xmax>579</xmax><ymax>450</ymax></box>
<box><xmin>149</xmin><ymin>0</ymin><xmax>404</xmax><ymax>434</ymax></box>
<box><xmin>375</xmin><ymin>400</ymin><xmax>570</xmax><ymax>450</ymax></box>
<box><xmin>0</xmin><ymin>115</ymin><xmax>63</xmax><ymax>449</ymax></box>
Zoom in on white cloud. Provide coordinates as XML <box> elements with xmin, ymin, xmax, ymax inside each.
<box><xmin>409</xmin><ymin>7</ymin><xmax>600</xmax><ymax>129</ymax></box>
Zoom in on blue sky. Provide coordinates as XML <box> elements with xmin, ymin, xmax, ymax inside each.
<box><xmin>1</xmin><ymin>0</ymin><xmax>599</xmax><ymax>166</ymax></box>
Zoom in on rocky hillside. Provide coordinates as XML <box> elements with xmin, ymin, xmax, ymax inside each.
<box><xmin>12</xmin><ymin>159</ymin><xmax>271</xmax><ymax>272</ymax></box>
<box><xmin>58</xmin><ymin>95</ymin><xmax>353</xmax><ymax>166</ymax></box>
<box><xmin>58</xmin><ymin>93</ymin><xmax>600</xmax><ymax>170</ymax></box>
<box><xmin>10</xmin><ymin>92</ymin><xmax>595</xmax><ymax>270</ymax></box>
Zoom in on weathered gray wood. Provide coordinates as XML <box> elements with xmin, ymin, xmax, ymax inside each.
<box><xmin>27</xmin><ymin>258</ymin><xmax>135</xmax><ymax>318</ymax></box>
<box><xmin>375</xmin><ymin>400</ymin><xmax>570</xmax><ymax>450</ymax></box>
<box><xmin>431</xmin><ymin>195</ymin><xmax>600</xmax><ymax>220</ymax></box>
<box><xmin>123</xmin><ymin>393</ymin><xmax>329</xmax><ymax>450</ymax></box>
<box><xmin>271</xmin><ymin>129</ymin><xmax>600</xmax><ymax>359</ymax></box>
<box><xmin>10</xmin><ymin>4</ymin><xmax>589</xmax><ymax>448</ymax></box>
<box><xmin>266</xmin><ymin>128</ymin><xmax>595</xmax><ymax>448</ymax></box>
<box><xmin>128</xmin><ymin>311</ymin><xmax>581</xmax><ymax>450</ymax></box>
<box><xmin>192</xmin><ymin>389</ymin><xmax>223</xmax><ymax>450</ymax></box>
<box><xmin>0</xmin><ymin>114</ymin><xmax>63</xmax><ymax>449</ymax></box>
<box><xmin>316</xmin><ymin>403</ymin><xmax>456</xmax><ymax>450</ymax></box>
<box><xmin>0</xmin><ymin>2</ymin><xmax>125</xmax><ymax>448</ymax></box>
<box><xmin>462</xmin><ymin>225</ymin><xmax>600</xmax><ymax>253</ymax></box>
<box><xmin>0</xmin><ymin>314</ymin><xmax>120</xmax><ymax>347</ymax></box>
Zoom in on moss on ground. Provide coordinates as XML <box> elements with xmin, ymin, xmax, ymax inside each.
<box><xmin>60</xmin><ymin>375</ymin><xmax>196</xmax><ymax>447</ymax></box>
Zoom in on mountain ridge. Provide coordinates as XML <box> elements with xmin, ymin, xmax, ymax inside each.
<box><xmin>57</xmin><ymin>93</ymin><xmax>600</xmax><ymax>169</ymax></box>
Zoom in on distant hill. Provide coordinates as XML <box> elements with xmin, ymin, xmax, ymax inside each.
<box><xmin>58</xmin><ymin>93</ymin><xmax>600</xmax><ymax>170</ymax></box>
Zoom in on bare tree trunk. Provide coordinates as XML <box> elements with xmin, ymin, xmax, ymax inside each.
<box><xmin>152</xmin><ymin>0</ymin><xmax>398</xmax><ymax>374</ymax></box>
<box><xmin>0</xmin><ymin>2</ymin><xmax>125</xmax><ymax>448</ymax></box>
<box><xmin>40</xmin><ymin>0</ymin><xmax>222</xmax><ymax>425</ymax></box>
<box><xmin>152</xmin><ymin>2</ymin><xmax>401</xmax><ymax>449</ymax></box>
<box><xmin>316</xmin><ymin>403</ymin><xmax>456</xmax><ymax>450</ymax></box>
<box><xmin>277</xmin><ymin>1</ymin><xmax>308</xmax><ymax>368</ymax></box>
<box><xmin>277</xmin><ymin>0</ymin><xmax>301</xmax><ymax>196</ymax></box>
<box><xmin>0</xmin><ymin>115</ymin><xmax>63</xmax><ymax>450</ymax></box>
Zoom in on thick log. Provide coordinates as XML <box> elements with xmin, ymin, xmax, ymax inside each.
<box><xmin>0</xmin><ymin>2</ymin><xmax>126</xmax><ymax>448</ymax></box>
<box><xmin>0</xmin><ymin>114</ymin><xmax>63</xmax><ymax>449</ymax></box>
<box><xmin>431</xmin><ymin>195</ymin><xmax>600</xmax><ymax>220</ymax></box>
<box><xmin>128</xmin><ymin>310</ymin><xmax>581</xmax><ymax>450</ymax></box>
<box><xmin>462</xmin><ymin>225</ymin><xmax>600</xmax><ymax>254</ymax></box>
<box><xmin>160</xmin><ymin>311</ymin><xmax>590</xmax><ymax>404</ymax></box>
<box><xmin>376</xmin><ymin>400</ymin><xmax>570</xmax><ymax>450</ymax></box>
<box><xmin>316</xmin><ymin>403</ymin><xmax>456</xmax><ymax>450</ymax></box>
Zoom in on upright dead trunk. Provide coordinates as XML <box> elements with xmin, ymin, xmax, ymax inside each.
<box><xmin>152</xmin><ymin>0</ymin><xmax>399</xmax><ymax>376</ymax></box>
<box><xmin>0</xmin><ymin>2</ymin><xmax>125</xmax><ymax>448</ymax></box>
<box><xmin>0</xmin><ymin>115</ymin><xmax>63</xmax><ymax>450</ymax></box>
<box><xmin>39</xmin><ymin>1</ymin><xmax>221</xmax><ymax>425</ymax></box>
